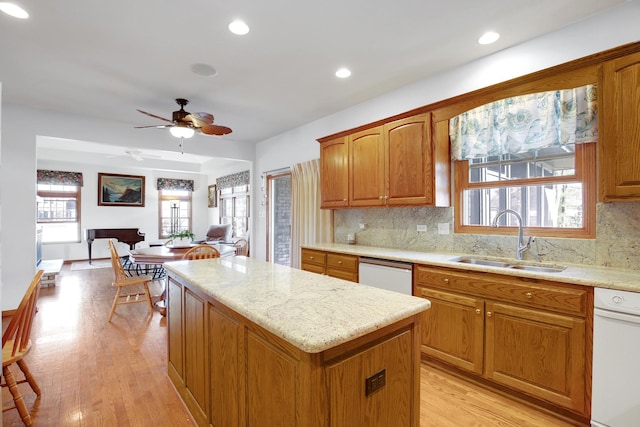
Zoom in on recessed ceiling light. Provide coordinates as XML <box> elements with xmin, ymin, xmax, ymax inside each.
<box><xmin>478</xmin><ymin>31</ymin><xmax>500</xmax><ymax>45</ymax></box>
<box><xmin>191</xmin><ymin>63</ymin><xmax>218</xmax><ymax>77</ymax></box>
<box><xmin>228</xmin><ymin>20</ymin><xmax>250</xmax><ymax>35</ymax></box>
<box><xmin>0</xmin><ymin>2</ymin><xmax>29</xmax><ymax>19</ymax></box>
<box><xmin>335</xmin><ymin>68</ymin><xmax>351</xmax><ymax>79</ymax></box>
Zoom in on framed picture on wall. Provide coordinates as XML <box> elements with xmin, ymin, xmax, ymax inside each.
<box><xmin>98</xmin><ymin>173</ymin><xmax>145</xmax><ymax>207</ymax></box>
<box><xmin>208</xmin><ymin>184</ymin><xmax>217</xmax><ymax>208</ymax></box>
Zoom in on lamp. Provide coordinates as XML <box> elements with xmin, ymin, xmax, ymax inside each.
<box><xmin>169</xmin><ymin>124</ymin><xmax>195</xmax><ymax>139</ymax></box>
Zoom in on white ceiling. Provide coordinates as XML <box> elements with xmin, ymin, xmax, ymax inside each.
<box><xmin>0</xmin><ymin>0</ymin><xmax>629</xmax><ymax>166</ymax></box>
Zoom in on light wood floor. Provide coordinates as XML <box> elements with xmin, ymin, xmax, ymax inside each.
<box><xmin>2</xmin><ymin>264</ymin><xmax>582</xmax><ymax>426</ymax></box>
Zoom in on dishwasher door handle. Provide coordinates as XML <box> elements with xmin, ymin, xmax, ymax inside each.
<box><xmin>595</xmin><ymin>307</ymin><xmax>640</xmax><ymax>324</ymax></box>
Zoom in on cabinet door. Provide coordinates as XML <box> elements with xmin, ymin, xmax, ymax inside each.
<box><xmin>417</xmin><ymin>287</ymin><xmax>484</xmax><ymax>374</ymax></box>
<box><xmin>485</xmin><ymin>301</ymin><xmax>586</xmax><ymax>415</ymax></box>
<box><xmin>349</xmin><ymin>127</ymin><xmax>385</xmax><ymax>206</ymax></box>
<box><xmin>209</xmin><ymin>303</ymin><xmax>241</xmax><ymax>427</ymax></box>
<box><xmin>168</xmin><ymin>278</ymin><xmax>184</xmax><ymax>380</ymax></box>
<box><xmin>328</xmin><ymin>330</ymin><xmax>414</xmax><ymax>427</ymax></box>
<box><xmin>599</xmin><ymin>51</ymin><xmax>640</xmax><ymax>201</ymax></box>
<box><xmin>384</xmin><ymin>113</ymin><xmax>433</xmax><ymax>206</ymax></box>
<box><xmin>320</xmin><ymin>136</ymin><xmax>349</xmax><ymax>208</ymax></box>
<box><xmin>184</xmin><ymin>289</ymin><xmax>209</xmax><ymax>420</ymax></box>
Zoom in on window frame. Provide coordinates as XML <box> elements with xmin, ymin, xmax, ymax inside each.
<box><xmin>37</xmin><ymin>185</ymin><xmax>82</xmax><ymax>244</ymax></box>
<box><xmin>219</xmin><ymin>185</ymin><xmax>250</xmax><ymax>238</ymax></box>
<box><xmin>453</xmin><ymin>142</ymin><xmax>596</xmax><ymax>238</ymax></box>
<box><xmin>158</xmin><ymin>189</ymin><xmax>192</xmax><ymax>239</ymax></box>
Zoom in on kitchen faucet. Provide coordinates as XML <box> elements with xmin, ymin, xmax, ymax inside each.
<box><xmin>491</xmin><ymin>209</ymin><xmax>531</xmax><ymax>260</ymax></box>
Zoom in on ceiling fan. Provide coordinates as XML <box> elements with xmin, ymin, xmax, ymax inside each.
<box><xmin>135</xmin><ymin>98</ymin><xmax>232</xmax><ymax>139</ymax></box>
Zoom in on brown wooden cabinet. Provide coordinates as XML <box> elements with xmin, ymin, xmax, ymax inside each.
<box><xmin>300</xmin><ymin>248</ymin><xmax>358</xmax><ymax>282</ymax></box>
<box><xmin>318</xmin><ymin>111</ymin><xmax>450</xmax><ymax>208</ymax></box>
<box><xmin>599</xmin><ymin>50</ymin><xmax>640</xmax><ymax>201</ymax></box>
<box><xmin>319</xmin><ymin>136</ymin><xmax>349</xmax><ymax>208</ymax></box>
<box><xmin>414</xmin><ymin>265</ymin><xmax>592</xmax><ymax>419</ymax></box>
<box><xmin>167</xmin><ymin>270</ymin><xmax>423</xmax><ymax>427</ymax></box>
<box><xmin>349</xmin><ymin>113</ymin><xmax>435</xmax><ymax>207</ymax></box>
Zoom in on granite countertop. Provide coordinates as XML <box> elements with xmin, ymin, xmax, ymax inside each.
<box><xmin>303</xmin><ymin>243</ymin><xmax>640</xmax><ymax>293</ymax></box>
<box><xmin>163</xmin><ymin>256</ymin><xmax>430</xmax><ymax>354</ymax></box>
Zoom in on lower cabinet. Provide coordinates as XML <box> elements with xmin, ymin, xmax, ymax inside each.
<box><xmin>301</xmin><ymin>248</ymin><xmax>359</xmax><ymax>282</ymax></box>
<box><xmin>415</xmin><ymin>265</ymin><xmax>592</xmax><ymax>420</ymax></box>
<box><xmin>168</xmin><ymin>273</ymin><xmax>422</xmax><ymax>427</ymax></box>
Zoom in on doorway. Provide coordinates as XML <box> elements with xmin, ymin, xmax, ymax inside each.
<box><xmin>266</xmin><ymin>171</ymin><xmax>291</xmax><ymax>266</ymax></box>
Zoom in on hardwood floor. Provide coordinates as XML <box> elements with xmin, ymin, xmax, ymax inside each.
<box><xmin>3</xmin><ymin>264</ymin><xmax>582</xmax><ymax>426</ymax></box>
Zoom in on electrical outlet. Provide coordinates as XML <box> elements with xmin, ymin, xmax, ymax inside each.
<box><xmin>416</xmin><ymin>225</ymin><xmax>427</xmax><ymax>232</ymax></box>
<box><xmin>437</xmin><ymin>223</ymin><xmax>450</xmax><ymax>235</ymax></box>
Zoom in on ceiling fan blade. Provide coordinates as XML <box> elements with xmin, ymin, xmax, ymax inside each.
<box><xmin>134</xmin><ymin>124</ymin><xmax>172</xmax><ymax>129</ymax></box>
<box><xmin>136</xmin><ymin>109</ymin><xmax>173</xmax><ymax>123</ymax></box>
<box><xmin>201</xmin><ymin>124</ymin><xmax>233</xmax><ymax>136</ymax></box>
<box><xmin>185</xmin><ymin>112</ymin><xmax>214</xmax><ymax>127</ymax></box>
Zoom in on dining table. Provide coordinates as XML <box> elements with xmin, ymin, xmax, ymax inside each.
<box><xmin>127</xmin><ymin>243</ymin><xmax>237</xmax><ymax>315</ymax></box>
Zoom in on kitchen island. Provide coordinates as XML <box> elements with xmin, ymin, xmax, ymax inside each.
<box><xmin>164</xmin><ymin>256</ymin><xmax>430</xmax><ymax>427</ymax></box>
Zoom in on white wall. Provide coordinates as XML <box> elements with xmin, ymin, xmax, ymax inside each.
<box><xmin>251</xmin><ymin>2</ymin><xmax>640</xmax><ymax>261</ymax></box>
<box><xmin>37</xmin><ymin>159</ymin><xmax>210</xmax><ymax>261</ymax></box>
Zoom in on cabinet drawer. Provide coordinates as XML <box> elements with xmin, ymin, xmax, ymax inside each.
<box><xmin>302</xmin><ymin>263</ymin><xmax>326</xmax><ymax>275</ymax></box>
<box><xmin>415</xmin><ymin>265</ymin><xmax>588</xmax><ymax>317</ymax></box>
<box><xmin>327</xmin><ymin>268</ymin><xmax>358</xmax><ymax>282</ymax></box>
<box><xmin>301</xmin><ymin>249</ymin><xmax>326</xmax><ymax>267</ymax></box>
<box><xmin>326</xmin><ymin>253</ymin><xmax>358</xmax><ymax>272</ymax></box>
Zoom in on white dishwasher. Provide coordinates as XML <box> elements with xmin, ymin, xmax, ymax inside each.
<box><xmin>591</xmin><ymin>287</ymin><xmax>640</xmax><ymax>427</ymax></box>
<box><xmin>358</xmin><ymin>257</ymin><xmax>413</xmax><ymax>295</ymax></box>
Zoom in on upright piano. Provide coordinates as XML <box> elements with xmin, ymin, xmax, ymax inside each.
<box><xmin>86</xmin><ymin>228</ymin><xmax>145</xmax><ymax>263</ymax></box>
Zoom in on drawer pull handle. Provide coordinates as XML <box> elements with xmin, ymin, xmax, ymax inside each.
<box><xmin>487</xmin><ymin>311</ymin><xmax>493</xmax><ymax>318</ymax></box>
<box><xmin>443</xmin><ymin>278</ymin><xmax>449</xmax><ymax>283</ymax></box>
<box><xmin>525</xmin><ymin>292</ymin><xmax>533</xmax><ymax>299</ymax></box>
<box><xmin>475</xmin><ymin>309</ymin><xmax>481</xmax><ymax>315</ymax></box>
<box><xmin>310</xmin><ymin>256</ymin><xmax>314</xmax><ymax>260</ymax></box>
<box><xmin>338</xmin><ymin>261</ymin><xmax>342</xmax><ymax>264</ymax></box>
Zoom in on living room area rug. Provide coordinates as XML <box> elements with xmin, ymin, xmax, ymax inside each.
<box><xmin>70</xmin><ymin>260</ymin><xmax>112</xmax><ymax>271</ymax></box>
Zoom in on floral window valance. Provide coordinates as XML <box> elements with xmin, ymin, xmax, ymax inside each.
<box><xmin>217</xmin><ymin>170</ymin><xmax>250</xmax><ymax>190</ymax></box>
<box><xmin>449</xmin><ymin>84</ymin><xmax>598</xmax><ymax>160</ymax></box>
<box><xmin>157</xmin><ymin>178</ymin><xmax>194</xmax><ymax>191</ymax></box>
<box><xmin>37</xmin><ymin>169</ymin><xmax>83</xmax><ymax>186</ymax></box>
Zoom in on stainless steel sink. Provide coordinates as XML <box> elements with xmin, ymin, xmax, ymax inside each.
<box><xmin>509</xmin><ymin>264</ymin><xmax>566</xmax><ymax>273</ymax></box>
<box><xmin>449</xmin><ymin>256</ymin><xmax>566</xmax><ymax>273</ymax></box>
<box><xmin>449</xmin><ymin>256</ymin><xmax>511</xmax><ymax>268</ymax></box>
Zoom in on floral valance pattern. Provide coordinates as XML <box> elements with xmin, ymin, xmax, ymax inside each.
<box><xmin>37</xmin><ymin>169</ymin><xmax>83</xmax><ymax>186</ymax></box>
<box><xmin>217</xmin><ymin>170</ymin><xmax>250</xmax><ymax>190</ymax></box>
<box><xmin>157</xmin><ymin>178</ymin><xmax>194</xmax><ymax>191</ymax></box>
<box><xmin>449</xmin><ymin>84</ymin><xmax>598</xmax><ymax>160</ymax></box>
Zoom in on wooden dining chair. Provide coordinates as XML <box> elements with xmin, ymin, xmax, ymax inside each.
<box><xmin>182</xmin><ymin>244</ymin><xmax>220</xmax><ymax>260</ymax></box>
<box><xmin>2</xmin><ymin>269</ymin><xmax>44</xmax><ymax>426</ymax></box>
<box><xmin>233</xmin><ymin>238</ymin><xmax>249</xmax><ymax>256</ymax></box>
<box><xmin>108</xmin><ymin>240</ymin><xmax>154</xmax><ymax>322</ymax></box>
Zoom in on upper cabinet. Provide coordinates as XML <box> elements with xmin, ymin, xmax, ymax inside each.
<box><xmin>319</xmin><ymin>136</ymin><xmax>349</xmax><ymax>208</ymax></box>
<box><xmin>320</xmin><ymin>111</ymin><xmax>450</xmax><ymax>209</ymax></box>
<box><xmin>599</xmin><ymin>50</ymin><xmax>640</xmax><ymax>202</ymax></box>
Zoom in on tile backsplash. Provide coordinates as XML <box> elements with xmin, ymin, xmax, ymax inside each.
<box><xmin>333</xmin><ymin>201</ymin><xmax>640</xmax><ymax>271</ymax></box>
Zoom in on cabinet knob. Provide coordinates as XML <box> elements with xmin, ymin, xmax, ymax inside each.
<box><xmin>343</xmin><ymin>199</ymin><xmax>347</xmax><ymax>201</ymax></box>
<box><xmin>443</xmin><ymin>278</ymin><xmax>449</xmax><ymax>283</ymax></box>
<box><xmin>475</xmin><ymin>309</ymin><xmax>481</xmax><ymax>315</ymax></box>
<box><xmin>309</xmin><ymin>256</ymin><xmax>314</xmax><ymax>260</ymax></box>
<box><xmin>338</xmin><ymin>260</ymin><xmax>343</xmax><ymax>264</ymax></box>
<box><xmin>379</xmin><ymin>196</ymin><xmax>384</xmax><ymax>200</ymax></box>
<box><xmin>487</xmin><ymin>311</ymin><xmax>493</xmax><ymax>318</ymax></box>
<box><xmin>525</xmin><ymin>292</ymin><xmax>532</xmax><ymax>299</ymax></box>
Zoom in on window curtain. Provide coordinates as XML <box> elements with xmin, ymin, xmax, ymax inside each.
<box><xmin>37</xmin><ymin>170</ymin><xmax>83</xmax><ymax>186</ymax></box>
<box><xmin>449</xmin><ymin>84</ymin><xmax>598</xmax><ymax>160</ymax></box>
<box><xmin>157</xmin><ymin>178</ymin><xmax>194</xmax><ymax>191</ymax></box>
<box><xmin>290</xmin><ymin>159</ymin><xmax>333</xmax><ymax>269</ymax></box>
<box><xmin>217</xmin><ymin>170</ymin><xmax>250</xmax><ymax>190</ymax></box>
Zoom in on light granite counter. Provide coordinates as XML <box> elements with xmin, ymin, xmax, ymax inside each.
<box><xmin>163</xmin><ymin>256</ymin><xmax>430</xmax><ymax>353</ymax></box>
<box><xmin>303</xmin><ymin>243</ymin><xmax>640</xmax><ymax>293</ymax></box>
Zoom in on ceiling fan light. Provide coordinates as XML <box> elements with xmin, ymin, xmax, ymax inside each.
<box><xmin>0</xmin><ymin>2</ymin><xmax>29</xmax><ymax>19</ymax></box>
<box><xmin>170</xmin><ymin>126</ymin><xmax>195</xmax><ymax>139</ymax></box>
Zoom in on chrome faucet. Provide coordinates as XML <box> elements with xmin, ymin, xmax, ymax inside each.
<box><xmin>491</xmin><ymin>209</ymin><xmax>531</xmax><ymax>260</ymax></box>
